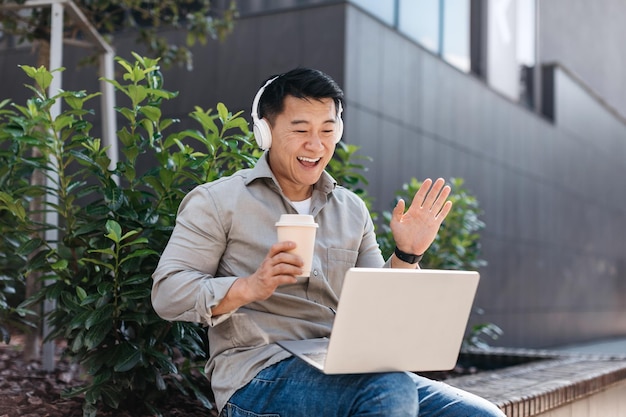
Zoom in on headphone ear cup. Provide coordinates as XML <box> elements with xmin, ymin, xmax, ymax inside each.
<box><xmin>254</xmin><ymin>118</ymin><xmax>272</xmax><ymax>150</ymax></box>
<box><xmin>251</xmin><ymin>76</ymin><xmax>279</xmax><ymax>150</ymax></box>
<box><xmin>334</xmin><ymin>101</ymin><xmax>344</xmax><ymax>143</ymax></box>
<box><xmin>335</xmin><ymin>117</ymin><xmax>343</xmax><ymax>143</ymax></box>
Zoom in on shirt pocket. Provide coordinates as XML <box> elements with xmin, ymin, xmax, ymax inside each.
<box><xmin>326</xmin><ymin>248</ymin><xmax>358</xmax><ymax>296</ymax></box>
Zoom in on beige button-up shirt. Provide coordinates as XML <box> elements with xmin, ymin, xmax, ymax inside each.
<box><xmin>152</xmin><ymin>152</ymin><xmax>390</xmax><ymax>412</ymax></box>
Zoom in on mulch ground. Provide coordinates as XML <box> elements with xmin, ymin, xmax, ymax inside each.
<box><xmin>0</xmin><ymin>335</ymin><xmax>218</xmax><ymax>417</ymax></box>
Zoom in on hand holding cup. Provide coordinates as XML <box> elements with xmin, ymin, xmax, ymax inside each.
<box><xmin>275</xmin><ymin>214</ymin><xmax>318</xmax><ymax>277</ymax></box>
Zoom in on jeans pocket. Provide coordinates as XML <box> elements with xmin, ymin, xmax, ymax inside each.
<box><xmin>223</xmin><ymin>402</ymin><xmax>280</xmax><ymax>417</ymax></box>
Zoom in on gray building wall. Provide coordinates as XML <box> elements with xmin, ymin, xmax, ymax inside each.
<box><xmin>1</xmin><ymin>1</ymin><xmax>625</xmax><ymax>349</ymax></box>
<box><xmin>539</xmin><ymin>0</ymin><xmax>626</xmax><ymax>119</ymax></box>
<box><xmin>343</xmin><ymin>4</ymin><xmax>626</xmax><ymax>348</ymax></box>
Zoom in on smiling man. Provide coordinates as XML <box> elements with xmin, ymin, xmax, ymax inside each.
<box><xmin>151</xmin><ymin>68</ymin><xmax>504</xmax><ymax>417</ymax></box>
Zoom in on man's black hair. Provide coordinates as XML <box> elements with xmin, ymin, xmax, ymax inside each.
<box><xmin>258</xmin><ymin>67</ymin><xmax>344</xmax><ymax>125</ymax></box>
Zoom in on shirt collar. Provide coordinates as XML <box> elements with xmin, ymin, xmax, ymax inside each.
<box><xmin>245</xmin><ymin>151</ymin><xmax>337</xmax><ymax>195</ymax></box>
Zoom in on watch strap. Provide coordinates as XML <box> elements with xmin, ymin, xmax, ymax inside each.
<box><xmin>394</xmin><ymin>246</ymin><xmax>424</xmax><ymax>264</ymax></box>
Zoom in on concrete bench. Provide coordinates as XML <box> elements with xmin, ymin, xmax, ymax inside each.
<box><xmin>444</xmin><ymin>347</ymin><xmax>626</xmax><ymax>417</ymax></box>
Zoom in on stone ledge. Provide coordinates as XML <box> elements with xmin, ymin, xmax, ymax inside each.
<box><xmin>444</xmin><ymin>348</ymin><xmax>626</xmax><ymax>417</ymax></box>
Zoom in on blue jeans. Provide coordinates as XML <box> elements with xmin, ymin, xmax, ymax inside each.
<box><xmin>221</xmin><ymin>357</ymin><xmax>505</xmax><ymax>417</ymax></box>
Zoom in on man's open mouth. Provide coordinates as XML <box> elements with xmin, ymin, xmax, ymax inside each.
<box><xmin>297</xmin><ymin>156</ymin><xmax>321</xmax><ymax>167</ymax></box>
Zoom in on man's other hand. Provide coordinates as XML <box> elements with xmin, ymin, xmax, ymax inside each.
<box><xmin>390</xmin><ymin>177</ymin><xmax>452</xmax><ymax>260</ymax></box>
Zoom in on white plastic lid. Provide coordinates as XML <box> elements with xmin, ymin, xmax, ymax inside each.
<box><xmin>275</xmin><ymin>214</ymin><xmax>319</xmax><ymax>227</ymax></box>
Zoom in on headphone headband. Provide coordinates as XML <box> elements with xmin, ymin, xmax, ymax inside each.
<box><xmin>250</xmin><ymin>76</ymin><xmax>278</xmax><ymax>122</ymax></box>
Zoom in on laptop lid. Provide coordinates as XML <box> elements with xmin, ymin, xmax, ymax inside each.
<box><xmin>278</xmin><ymin>267</ymin><xmax>480</xmax><ymax>374</ymax></box>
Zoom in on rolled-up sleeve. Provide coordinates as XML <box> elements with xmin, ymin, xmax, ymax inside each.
<box><xmin>151</xmin><ymin>185</ymin><xmax>238</xmax><ymax>326</ymax></box>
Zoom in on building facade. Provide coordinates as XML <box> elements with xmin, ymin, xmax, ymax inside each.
<box><xmin>1</xmin><ymin>0</ymin><xmax>625</xmax><ymax>348</ymax></box>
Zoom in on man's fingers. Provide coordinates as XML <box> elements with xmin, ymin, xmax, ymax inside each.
<box><xmin>437</xmin><ymin>200</ymin><xmax>453</xmax><ymax>220</ymax></box>
<box><xmin>408</xmin><ymin>178</ymin><xmax>450</xmax><ymax>213</ymax></box>
<box><xmin>411</xmin><ymin>178</ymin><xmax>433</xmax><ymax>208</ymax></box>
<box><xmin>269</xmin><ymin>240</ymin><xmax>296</xmax><ymax>256</ymax></box>
<box><xmin>420</xmin><ymin>178</ymin><xmax>447</xmax><ymax>211</ymax></box>
<box><xmin>393</xmin><ymin>198</ymin><xmax>406</xmax><ymax>220</ymax></box>
<box><xmin>431</xmin><ymin>184</ymin><xmax>451</xmax><ymax>214</ymax></box>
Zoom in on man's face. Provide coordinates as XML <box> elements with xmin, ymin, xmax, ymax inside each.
<box><xmin>267</xmin><ymin>95</ymin><xmax>340</xmax><ymax>201</ymax></box>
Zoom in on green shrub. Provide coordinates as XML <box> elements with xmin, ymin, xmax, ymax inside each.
<box><xmin>0</xmin><ymin>53</ymin><xmax>258</xmax><ymax>416</ymax></box>
<box><xmin>0</xmin><ymin>96</ymin><xmax>43</xmax><ymax>344</ymax></box>
<box><xmin>327</xmin><ymin>141</ymin><xmax>373</xmax><ymax>208</ymax></box>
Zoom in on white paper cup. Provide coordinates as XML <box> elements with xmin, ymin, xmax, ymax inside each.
<box><xmin>276</xmin><ymin>214</ymin><xmax>318</xmax><ymax>277</ymax></box>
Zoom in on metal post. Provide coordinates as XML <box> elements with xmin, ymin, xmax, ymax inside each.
<box><xmin>533</xmin><ymin>0</ymin><xmax>541</xmax><ymax>115</ymax></box>
<box><xmin>438</xmin><ymin>0</ymin><xmax>445</xmax><ymax>57</ymax></box>
<box><xmin>42</xmin><ymin>0</ymin><xmax>64</xmax><ymax>372</ymax></box>
<box><xmin>100</xmin><ymin>50</ymin><xmax>119</xmax><ymax>179</ymax></box>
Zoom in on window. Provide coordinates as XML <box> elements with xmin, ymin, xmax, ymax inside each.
<box><xmin>442</xmin><ymin>0</ymin><xmax>470</xmax><ymax>72</ymax></box>
<box><xmin>399</xmin><ymin>0</ymin><xmax>440</xmax><ymax>54</ymax></box>
<box><xmin>351</xmin><ymin>0</ymin><xmax>396</xmax><ymax>26</ymax></box>
<box><xmin>398</xmin><ymin>0</ymin><xmax>470</xmax><ymax>72</ymax></box>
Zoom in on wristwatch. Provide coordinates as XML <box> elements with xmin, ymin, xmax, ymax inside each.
<box><xmin>394</xmin><ymin>246</ymin><xmax>423</xmax><ymax>264</ymax></box>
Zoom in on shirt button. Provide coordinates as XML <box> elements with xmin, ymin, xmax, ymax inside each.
<box><xmin>313</xmin><ymin>270</ymin><xmax>319</xmax><ymax>276</ymax></box>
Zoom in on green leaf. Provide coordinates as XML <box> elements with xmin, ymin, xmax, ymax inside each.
<box><xmin>123</xmin><ymin>275</ymin><xmax>151</xmax><ymax>286</ymax></box>
<box><xmin>0</xmin><ymin>192</ymin><xmax>27</xmax><ymax>220</ymax></box>
<box><xmin>120</xmin><ymin>288</ymin><xmax>151</xmax><ymax>300</ymax></box>
<box><xmin>105</xmin><ymin>220</ymin><xmax>122</xmax><ymax>243</ymax></box>
<box><xmin>84</xmin><ymin>320</ymin><xmax>113</xmax><ymax>350</ymax></box>
<box><xmin>19</xmin><ymin>65</ymin><xmax>55</xmax><ymax>90</ymax></box>
<box><xmin>85</xmin><ymin>304</ymin><xmax>115</xmax><ymax>329</ymax></box>
<box><xmin>139</xmin><ymin>105</ymin><xmax>161</xmax><ymax>122</ymax></box>
<box><xmin>116</xmin><ymin>108</ymin><xmax>136</xmax><ymax>124</ymax></box>
<box><xmin>121</xmin><ymin>249</ymin><xmax>159</xmax><ymax>264</ymax></box>
<box><xmin>127</xmin><ymin>84</ymin><xmax>148</xmax><ymax>105</ymax></box>
<box><xmin>115</xmin><ymin>56</ymin><xmax>133</xmax><ymax>74</ymax></box>
<box><xmin>217</xmin><ymin>102</ymin><xmax>228</xmax><ymax>122</ymax></box>
<box><xmin>51</xmin><ymin>259</ymin><xmax>68</xmax><ymax>270</ymax></box>
<box><xmin>70</xmin><ymin>330</ymin><xmax>86</xmax><ymax>352</ymax></box>
<box><xmin>68</xmin><ymin>309</ymin><xmax>93</xmax><ymax>331</ymax></box>
<box><xmin>140</xmin><ymin>118</ymin><xmax>154</xmax><ymax>141</ymax></box>
<box><xmin>119</xmin><ymin>230</ymin><xmax>139</xmax><ymax>242</ymax></box>
<box><xmin>190</xmin><ymin>107</ymin><xmax>218</xmax><ymax>136</ymax></box>
<box><xmin>88</xmin><ymin>248</ymin><xmax>115</xmax><ymax>257</ymax></box>
<box><xmin>17</xmin><ymin>238</ymin><xmax>44</xmax><ymax>256</ymax></box>
<box><xmin>76</xmin><ymin>286</ymin><xmax>88</xmax><ymax>301</ymax></box>
<box><xmin>104</xmin><ymin>186</ymin><xmax>124</xmax><ymax>211</ymax></box>
<box><xmin>53</xmin><ymin>114</ymin><xmax>74</xmax><ymax>131</ymax></box>
<box><xmin>113</xmin><ymin>344</ymin><xmax>142</xmax><ymax>372</ymax></box>
<box><xmin>159</xmin><ymin>118</ymin><xmax>178</xmax><ymax>131</ymax></box>
<box><xmin>147</xmin><ymin>348</ymin><xmax>178</xmax><ymax>374</ymax></box>
<box><xmin>224</xmin><ymin>116</ymin><xmax>250</xmax><ymax>134</ymax></box>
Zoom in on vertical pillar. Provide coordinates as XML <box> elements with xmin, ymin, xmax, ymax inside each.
<box><xmin>42</xmin><ymin>0</ymin><xmax>64</xmax><ymax>372</ymax></box>
<box><xmin>100</xmin><ymin>50</ymin><xmax>118</xmax><ymax>181</ymax></box>
<box><xmin>533</xmin><ymin>0</ymin><xmax>542</xmax><ymax>115</ymax></box>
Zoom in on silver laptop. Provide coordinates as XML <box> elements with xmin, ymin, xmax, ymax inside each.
<box><xmin>276</xmin><ymin>267</ymin><xmax>480</xmax><ymax>374</ymax></box>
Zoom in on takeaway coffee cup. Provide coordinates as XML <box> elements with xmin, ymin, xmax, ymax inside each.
<box><xmin>275</xmin><ymin>214</ymin><xmax>318</xmax><ymax>277</ymax></box>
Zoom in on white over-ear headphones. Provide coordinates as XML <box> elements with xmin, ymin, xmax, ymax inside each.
<box><xmin>250</xmin><ymin>76</ymin><xmax>344</xmax><ymax>150</ymax></box>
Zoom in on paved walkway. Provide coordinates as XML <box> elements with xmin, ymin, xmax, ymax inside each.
<box><xmin>550</xmin><ymin>337</ymin><xmax>626</xmax><ymax>357</ymax></box>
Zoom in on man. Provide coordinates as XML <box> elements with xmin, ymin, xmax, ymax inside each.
<box><xmin>152</xmin><ymin>68</ymin><xmax>504</xmax><ymax>416</ymax></box>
